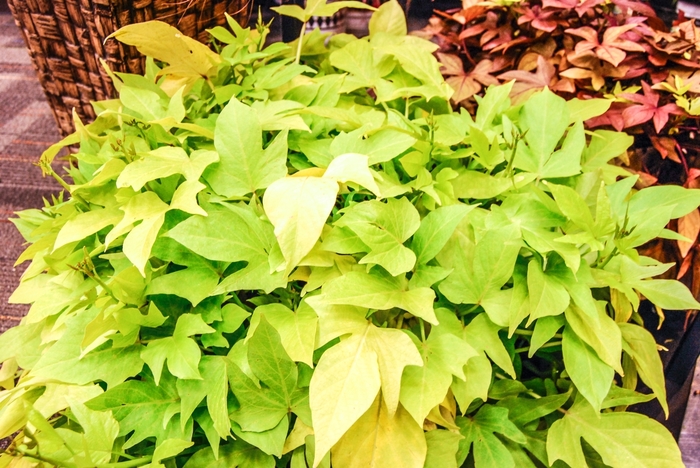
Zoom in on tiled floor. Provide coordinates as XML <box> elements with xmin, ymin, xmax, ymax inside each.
<box><xmin>0</xmin><ymin>13</ymin><xmax>61</xmax><ymax>333</ymax></box>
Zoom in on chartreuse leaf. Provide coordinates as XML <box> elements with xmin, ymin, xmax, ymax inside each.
<box><xmin>202</xmin><ymin>303</ymin><xmax>250</xmax><ymax>349</ymax></box>
<box><xmin>456</xmin><ymin>405</ymin><xmax>527</xmax><ymax>468</ymax></box>
<box><xmin>424</xmin><ymin>429</ymin><xmax>463</xmax><ymax>468</ymax></box>
<box><xmin>411</xmin><ymin>204</ymin><xmax>474</xmax><ymax>264</ymax></box>
<box><xmin>602</xmin><ymin>385</ymin><xmax>655</xmax><ymax>409</ymax></box>
<box><xmin>110</xmin><ymin>21</ymin><xmax>220</xmax><ymax>78</ymax></box>
<box><xmin>400</xmin><ymin>330</ymin><xmax>477</xmax><ymax>425</ymax></box>
<box><xmin>176</xmin><ymin>356</ymin><xmax>230</xmax><ymax>440</ymax></box>
<box><xmin>72</xmin><ymin>402</ymin><xmax>119</xmax><ymax>463</ymax></box>
<box><xmin>53</xmin><ymin>208</ymin><xmax>124</xmax><ymax>250</ymax></box>
<box><xmin>151</xmin><ymin>439</ymin><xmax>194</xmax><ymax>466</ymax></box>
<box><xmin>141</xmin><ymin>313</ymin><xmax>214</xmax><ymax>383</ymax></box>
<box><xmin>330</xmin><ymin>40</ymin><xmax>386</xmax><ymax>87</ymax></box>
<box><xmin>369</xmin><ymin>0</ymin><xmax>407</xmax><ymax>37</ymax></box>
<box><xmin>565</xmin><ymin>304</ymin><xmax>622</xmax><ymax>373</ymax></box>
<box><xmin>385</xmin><ymin>36</ymin><xmax>453</xmax><ymax>101</ymax></box>
<box><xmin>545</xmin><ymin>182</ymin><xmax>598</xmax><ymax>239</ymax></box>
<box><xmin>517</xmin><ymin>88</ymin><xmax>570</xmax><ymax>169</ymax></box>
<box><xmin>547</xmin><ymin>398</ymin><xmax>683</xmax><ymax>468</ymax></box>
<box><xmin>332</xmin><ymin>395</ymin><xmax>426</xmax><ymax>468</ymax></box>
<box><xmin>530</xmin><ymin>314</ymin><xmax>565</xmax><ymax>357</ymax></box>
<box><xmin>106</xmin><ymin>191</ymin><xmax>170</xmax><ymax>275</ymax></box>
<box><xmin>264</xmin><ymin>175</ymin><xmax>338</xmax><ymax>273</ymax></box>
<box><xmin>584</xmin><ymin>130</ymin><xmax>634</xmax><ymax>171</ymax></box>
<box><xmin>25</xmin><ymin>399</ymin><xmax>119</xmax><ymax>467</ymax></box>
<box><xmin>464</xmin><ymin>314</ymin><xmax>516</xmax><ymax>378</ymax></box>
<box><xmin>229</xmin><ymin>317</ymin><xmax>308</xmax><ymax>433</ymax></box>
<box><xmin>167</xmin><ymin>204</ymin><xmax>284</xmax><ymax>293</ymax></box>
<box><xmin>633</xmin><ymin>279</ymin><xmax>700</xmax><ymax>310</ymax></box>
<box><xmin>227</xmin><ymin>361</ymin><xmax>291</xmax><ymax>433</ymax></box>
<box><xmin>263</xmin><ymin>154</ymin><xmax>379</xmax><ymax>273</ymax></box>
<box><xmin>206</xmin><ymin>98</ymin><xmax>288</xmax><ymax>197</ymax></box>
<box><xmin>314</xmin><ymin>269</ymin><xmax>437</xmax><ymax>324</ymax></box>
<box><xmin>619</xmin><ymin>186</ymin><xmax>700</xmax><ymax>248</ymax></box>
<box><xmin>335</xmin><ymin>198</ymin><xmax>420</xmax><ymax>275</ymax></box>
<box><xmin>273</xmin><ymin>0</ymin><xmax>374</xmax><ymax>23</ymax></box>
<box><xmin>86</xmin><ymin>375</ymin><xmax>180</xmax><ymax>449</ymax></box>
<box><xmin>30</xmin><ymin>309</ymin><xmax>143</xmax><ymax>387</ymax></box>
<box><xmin>540</xmin><ymin>120</ymin><xmax>585</xmax><ymax>178</ymax></box>
<box><xmin>232</xmin><ymin>416</ymin><xmax>288</xmax><ymax>458</ymax></box>
<box><xmin>120</xmin><ymin>85</ymin><xmax>165</xmax><ymax>121</ymax></box>
<box><xmin>147</xmin><ymin>267</ymin><xmax>220</xmax><ymax>306</ymax></box>
<box><xmin>566</xmin><ymin>98</ymin><xmax>612</xmax><ymax>123</ymax></box>
<box><xmin>117</xmin><ymin>147</ymin><xmax>218</xmax><ymax>191</ymax></box>
<box><xmin>248</xmin><ymin>303</ymin><xmax>318</xmax><ymax>367</ymax></box>
<box><xmin>451</xmin><ymin>171</ymin><xmax>536</xmax><ymax>200</ymax></box>
<box><xmin>331</xmin><ymin>128</ymin><xmax>417</xmax><ymax>165</ymax></box>
<box><xmin>526</xmin><ymin>259</ymin><xmax>570</xmax><ymax>324</ymax></box>
<box><xmin>184</xmin><ymin>440</ymin><xmax>274</xmax><ymax>468</ymax></box>
<box><xmin>562</xmin><ymin>325</ymin><xmax>613</xmax><ymax>412</ymax></box>
<box><xmin>440</xmin><ymin>225</ymin><xmax>521</xmax><ymax>306</ymax></box>
<box><xmin>496</xmin><ymin>392</ymin><xmax>570</xmax><ymax>426</ymax></box>
<box><xmin>0</xmin><ymin>321</ymin><xmax>46</xmax><ymax>369</ymax></box>
<box><xmin>451</xmin><ymin>355</ymin><xmax>492</xmax><ymax>411</ymax></box>
<box><xmin>619</xmin><ymin>323</ymin><xmax>668</xmax><ymax>416</ymax></box>
<box><xmin>366</xmin><ymin>327</ymin><xmax>423</xmax><ymax>416</ymax></box>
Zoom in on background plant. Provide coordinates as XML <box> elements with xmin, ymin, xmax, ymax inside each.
<box><xmin>422</xmin><ymin>0</ymin><xmax>700</xmax><ymax>298</ymax></box>
<box><xmin>0</xmin><ymin>2</ymin><xmax>699</xmax><ymax>467</ymax></box>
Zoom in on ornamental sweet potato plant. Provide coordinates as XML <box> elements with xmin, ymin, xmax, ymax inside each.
<box><xmin>423</xmin><ymin>0</ymin><xmax>700</xmax><ymax>297</ymax></box>
<box><xmin>1</xmin><ymin>2</ymin><xmax>699</xmax><ymax>467</ymax></box>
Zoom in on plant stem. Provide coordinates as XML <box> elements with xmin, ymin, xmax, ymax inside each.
<box><xmin>460</xmin><ymin>303</ymin><xmax>480</xmax><ymax>316</ymax></box>
<box><xmin>514</xmin><ymin>341</ymin><xmax>562</xmax><ymax>354</ymax></box>
<box><xmin>41</xmin><ymin>162</ymin><xmax>90</xmax><ymax>208</ymax></box>
<box><xmin>597</xmin><ymin>246</ymin><xmax>618</xmax><ymax>268</ymax></box>
<box><xmin>396</xmin><ymin>313</ymin><xmax>404</xmax><ymax>330</ymax></box>
<box><xmin>13</xmin><ymin>446</ymin><xmax>77</xmax><ymax>468</ymax></box>
<box><xmin>230</xmin><ymin>292</ymin><xmax>253</xmax><ymax>313</ymax></box>
<box><xmin>419</xmin><ymin>318</ymin><xmax>426</xmax><ymax>342</ymax></box>
<box><xmin>295</xmin><ymin>22</ymin><xmax>307</xmax><ymax>65</ymax></box>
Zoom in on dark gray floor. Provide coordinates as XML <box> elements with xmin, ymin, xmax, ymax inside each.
<box><xmin>0</xmin><ymin>13</ymin><xmax>61</xmax><ymax>333</ymax></box>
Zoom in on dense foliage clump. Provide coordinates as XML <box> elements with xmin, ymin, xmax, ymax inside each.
<box><xmin>0</xmin><ymin>2</ymin><xmax>698</xmax><ymax>467</ymax></box>
<box><xmin>423</xmin><ymin>0</ymin><xmax>700</xmax><ymax>295</ymax></box>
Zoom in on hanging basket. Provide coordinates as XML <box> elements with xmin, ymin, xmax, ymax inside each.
<box><xmin>7</xmin><ymin>0</ymin><xmax>252</xmax><ymax>137</ymax></box>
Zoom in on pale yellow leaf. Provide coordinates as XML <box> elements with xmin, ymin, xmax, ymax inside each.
<box><xmin>110</xmin><ymin>21</ymin><xmax>221</xmax><ymax>79</ymax></box>
<box><xmin>323</xmin><ymin>153</ymin><xmax>381</xmax><ymax>197</ymax></box>
<box><xmin>331</xmin><ymin>396</ymin><xmax>426</xmax><ymax>468</ymax></box>
<box><xmin>263</xmin><ymin>176</ymin><xmax>340</xmax><ymax>273</ymax></box>
<box><xmin>309</xmin><ymin>325</ymin><xmax>381</xmax><ymax>466</ymax></box>
<box><xmin>169</xmin><ymin>181</ymin><xmax>207</xmax><ymax>216</ymax></box>
<box><xmin>124</xmin><ymin>212</ymin><xmax>166</xmax><ymax>276</ymax></box>
<box><xmin>367</xmin><ymin>327</ymin><xmax>422</xmax><ymax>416</ymax></box>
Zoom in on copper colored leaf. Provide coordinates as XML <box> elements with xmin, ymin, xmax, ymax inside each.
<box><xmin>444</xmin><ymin>59</ymin><xmax>499</xmax><ymax>103</ymax></box>
<box><xmin>678</xmin><ymin>209</ymin><xmax>700</xmax><ymax>258</ymax></box>
<box><xmin>650</xmin><ymin>136</ymin><xmax>681</xmax><ymax>163</ymax></box>
<box><xmin>499</xmin><ymin>55</ymin><xmax>564</xmax><ymax>99</ymax></box>
<box><xmin>567</xmin><ymin>24</ymin><xmax>644</xmax><ymax>67</ymax></box>
<box><xmin>620</xmin><ymin>82</ymin><xmax>683</xmax><ymax>132</ymax></box>
<box><xmin>516</xmin><ymin>6</ymin><xmax>562</xmax><ymax>33</ymax></box>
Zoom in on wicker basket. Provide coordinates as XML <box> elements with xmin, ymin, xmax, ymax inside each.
<box><xmin>7</xmin><ymin>0</ymin><xmax>252</xmax><ymax>137</ymax></box>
